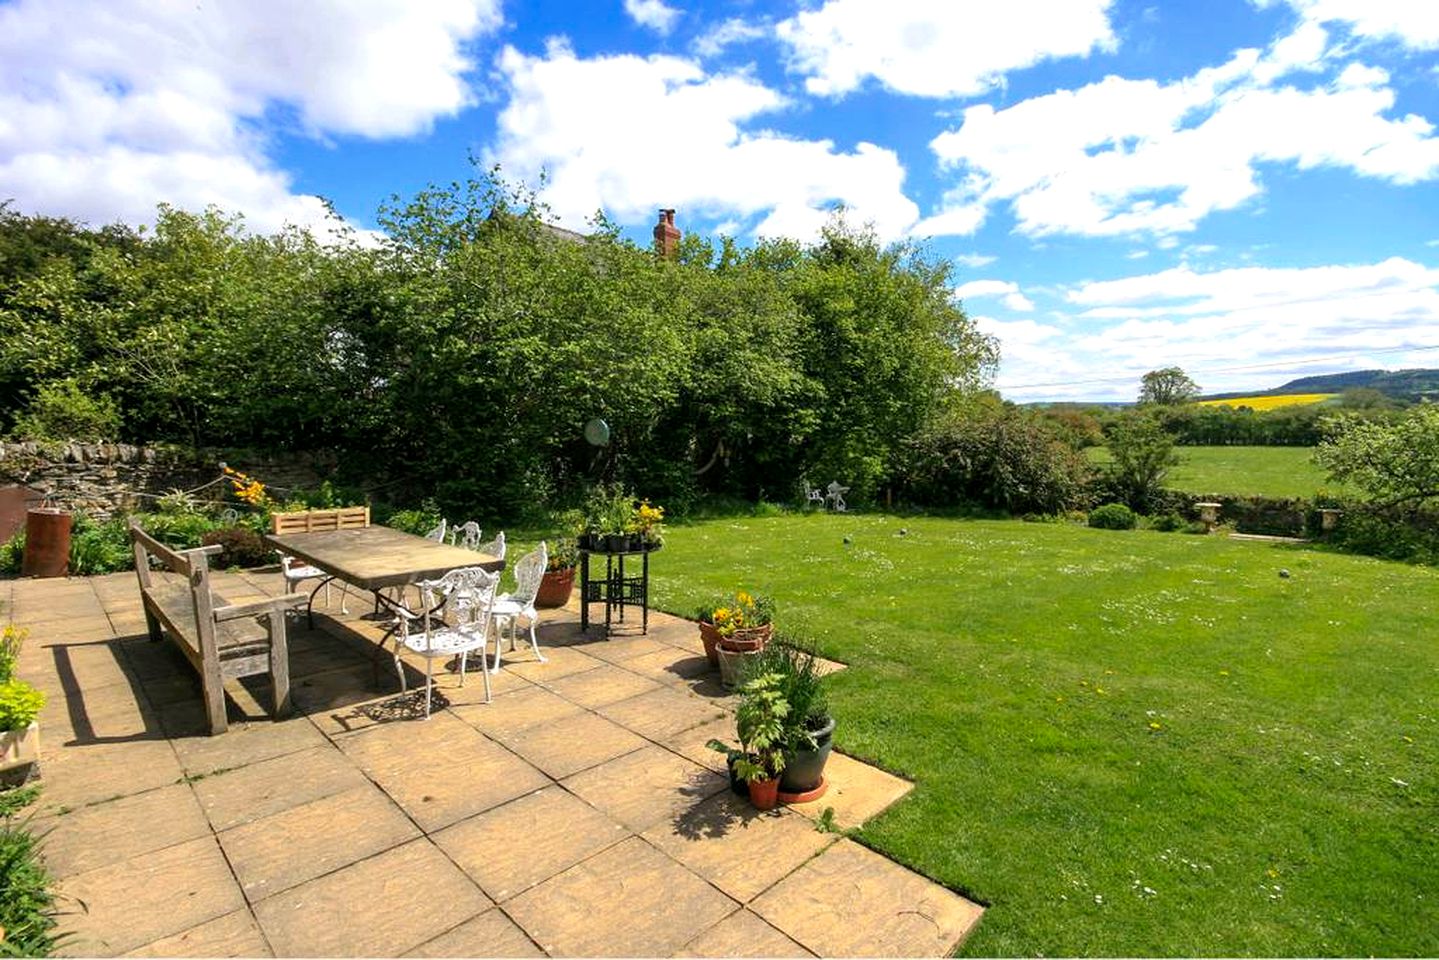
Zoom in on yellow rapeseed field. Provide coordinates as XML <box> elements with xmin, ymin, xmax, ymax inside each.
<box><xmin>1197</xmin><ymin>392</ymin><xmax>1336</xmax><ymax>410</ymax></box>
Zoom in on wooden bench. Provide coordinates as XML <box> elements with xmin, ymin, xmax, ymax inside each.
<box><xmin>129</xmin><ymin>520</ymin><xmax>305</xmax><ymax>735</ymax></box>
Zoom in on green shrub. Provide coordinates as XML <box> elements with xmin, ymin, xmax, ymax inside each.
<box><xmin>896</xmin><ymin>404</ymin><xmax>1092</xmax><ymax>515</ymax></box>
<box><xmin>0</xmin><ymin>680</ymin><xmax>44</xmax><ymax>732</ymax></box>
<box><xmin>200</xmin><ymin>526</ymin><xmax>272</xmax><ymax>568</ymax></box>
<box><xmin>1329</xmin><ymin>511</ymin><xmax>1439</xmax><ymax>565</ymax></box>
<box><xmin>1088</xmin><ymin>503</ymin><xmax>1138</xmax><ymax>530</ymax></box>
<box><xmin>0</xmin><ymin>816</ymin><xmax>62</xmax><ymax>956</ymax></box>
<box><xmin>9</xmin><ymin>378</ymin><xmax>120</xmax><ymax>442</ymax></box>
<box><xmin>0</xmin><ymin>532</ymin><xmax>24</xmax><ymax>576</ymax></box>
<box><xmin>384</xmin><ymin>504</ymin><xmax>443</xmax><ymax>537</ymax></box>
<box><xmin>67</xmin><ymin>515</ymin><xmax>133</xmax><ymax>575</ymax></box>
<box><xmin>1149</xmin><ymin>512</ymin><xmax>1185</xmax><ymax>532</ymax></box>
<box><xmin>0</xmin><ymin>624</ymin><xmax>24</xmax><ymax>684</ymax></box>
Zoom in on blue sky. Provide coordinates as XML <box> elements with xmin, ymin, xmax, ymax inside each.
<box><xmin>3</xmin><ymin>0</ymin><xmax>1437</xmax><ymax>400</ymax></box>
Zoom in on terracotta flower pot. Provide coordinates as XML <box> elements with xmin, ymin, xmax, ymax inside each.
<box><xmin>747</xmin><ymin>775</ymin><xmax>781</xmax><ymax>811</ymax></box>
<box><xmin>725</xmin><ymin>622</ymin><xmax>772</xmax><ymax>652</ymax></box>
<box><xmin>535</xmin><ymin>567</ymin><xmax>576</xmax><ymax>609</ymax></box>
<box><xmin>698</xmin><ymin>621</ymin><xmax>723</xmax><ymax>666</ymax></box>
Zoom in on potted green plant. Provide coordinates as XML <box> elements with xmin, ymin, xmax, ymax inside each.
<box><xmin>535</xmin><ymin>537</ymin><xmax>579</xmax><ymax>608</ymax></box>
<box><xmin>628</xmin><ymin>499</ymin><xmax>665</xmax><ymax>550</ymax></box>
<box><xmin>733</xmin><ymin>671</ymin><xmax>788</xmax><ymax>810</ymax></box>
<box><xmin>744</xmin><ymin>640</ymin><xmax>835</xmax><ymax>801</ymax></box>
<box><xmin>0</xmin><ymin>623</ymin><xmax>44</xmax><ymax>787</ymax></box>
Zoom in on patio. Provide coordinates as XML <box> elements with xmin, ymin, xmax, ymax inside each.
<box><xmin>4</xmin><ymin>569</ymin><xmax>983</xmax><ymax>957</ymax></box>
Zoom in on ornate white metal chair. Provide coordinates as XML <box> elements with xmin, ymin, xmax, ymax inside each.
<box><xmin>450</xmin><ymin>521</ymin><xmax>482</xmax><ymax>550</ymax></box>
<box><xmin>424</xmin><ymin>519</ymin><xmax>448</xmax><ymax>542</ymax></box>
<box><xmin>476</xmin><ymin>530</ymin><xmax>506</xmax><ymax>561</ymax></box>
<box><xmin>393</xmin><ymin>566</ymin><xmax>500</xmax><ymax>717</ymax></box>
<box><xmin>801</xmin><ymin>480</ymin><xmax>826</xmax><ymax>509</ymax></box>
<box><xmin>490</xmin><ymin>542</ymin><xmax>548</xmax><ymax>673</ymax></box>
<box><xmin>825</xmin><ymin>480</ymin><xmax>849</xmax><ymax>512</ymax></box>
<box><xmin>280</xmin><ymin>555</ymin><xmax>349</xmax><ymax>615</ymax></box>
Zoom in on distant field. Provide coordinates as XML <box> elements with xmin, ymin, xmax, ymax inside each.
<box><xmin>1087</xmin><ymin>445</ymin><xmax>1343</xmax><ymax>497</ymax></box>
<box><xmin>1197</xmin><ymin>393</ymin><xmax>1336</xmax><ymax>410</ymax></box>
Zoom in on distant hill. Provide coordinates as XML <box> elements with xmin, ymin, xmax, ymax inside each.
<box><xmin>1202</xmin><ymin>368</ymin><xmax>1439</xmax><ymax>403</ymax></box>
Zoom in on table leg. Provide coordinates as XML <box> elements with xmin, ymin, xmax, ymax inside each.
<box><xmin>580</xmin><ymin>551</ymin><xmax>590</xmax><ymax>631</ymax></box>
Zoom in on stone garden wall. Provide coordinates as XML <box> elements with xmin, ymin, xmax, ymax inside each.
<box><xmin>0</xmin><ymin>441</ymin><xmax>336</xmax><ymax>520</ymax></box>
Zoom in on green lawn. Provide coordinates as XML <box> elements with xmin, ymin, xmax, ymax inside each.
<box><xmin>649</xmin><ymin>513</ymin><xmax>1437</xmax><ymax>956</ymax></box>
<box><xmin>1086</xmin><ymin>445</ymin><xmax>1342</xmax><ymax>498</ymax></box>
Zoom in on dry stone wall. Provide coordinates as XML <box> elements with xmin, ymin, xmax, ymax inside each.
<box><xmin>0</xmin><ymin>441</ymin><xmax>336</xmax><ymax>519</ymax></box>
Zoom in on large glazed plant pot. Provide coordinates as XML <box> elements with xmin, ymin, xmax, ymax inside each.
<box><xmin>0</xmin><ymin>721</ymin><xmax>39</xmax><ymax>787</ymax></box>
<box><xmin>780</xmin><ymin>714</ymin><xmax>835</xmax><ymax>795</ymax></box>
<box><xmin>535</xmin><ymin>567</ymin><xmax>576</xmax><ymax>609</ymax></box>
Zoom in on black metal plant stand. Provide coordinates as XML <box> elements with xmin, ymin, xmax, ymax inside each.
<box><xmin>579</xmin><ymin>544</ymin><xmax>658</xmax><ymax>635</ymax></box>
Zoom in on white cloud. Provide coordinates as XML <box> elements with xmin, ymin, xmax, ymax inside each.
<box><xmin>488</xmin><ymin>42</ymin><xmax>920</xmax><ymax>241</ymax></box>
<box><xmin>776</xmin><ymin>0</ymin><xmax>1116</xmax><ymax>98</ymax></box>
<box><xmin>0</xmin><ymin>0</ymin><xmax>500</xmax><ymax>234</ymax></box>
<box><xmin>924</xmin><ymin>24</ymin><xmax>1439</xmax><ymax>239</ymax></box>
<box><xmin>954</xmin><ymin>278</ymin><xmax>1034</xmax><ymax>311</ymax></box>
<box><xmin>1268</xmin><ymin>0</ymin><xmax>1439</xmax><ymax>50</ymax></box>
<box><xmin>624</xmin><ymin>0</ymin><xmax>682</xmax><ymax>35</ymax></box>
<box><xmin>954</xmin><ymin>253</ymin><xmax>997</xmax><ymax>268</ymax></box>
<box><xmin>994</xmin><ymin>257</ymin><xmax>1439</xmax><ymax>400</ymax></box>
<box><xmin>692</xmin><ymin>18</ymin><xmax>768</xmax><ymax>58</ymax></box>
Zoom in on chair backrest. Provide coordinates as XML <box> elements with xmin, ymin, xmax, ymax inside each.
<box><xmin>450</xmin><ymin>520</ymin><xmax>482</xmax><ymax>550</ymax></box>
<box><xmin>477</xmin><ymin>530</ymin><xmax>505</xmax><ymax>560</ymax></box>
<box><xmin>417</xmin><ymin>567</ymin><xmax>500</xmax><ymax>631</ymax></box>
<box><xmin>510</xmin><ymin>542</ymin><xmax>548</xmax><ymax>606</ymax></box>
<box><xmin>425</xmin><ymin>518</ymin><xmax>448</xmax><ymax>542</ymax></box>
<box><xmin>271</xmin><ymin>506</ymin><xmax>370</xmax><ymax>535</ymax></box>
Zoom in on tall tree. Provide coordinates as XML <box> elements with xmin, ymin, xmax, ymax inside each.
<box><xmin>1138</xmin><ymin>366</ymin><xmax>1200</xmax><ymax>406</ymax></box>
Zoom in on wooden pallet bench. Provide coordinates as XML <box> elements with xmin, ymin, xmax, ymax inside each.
<box><xmin>129</xmin><ymin>520</ymin><xmax>305</xmax><ymax>735</ymax></box>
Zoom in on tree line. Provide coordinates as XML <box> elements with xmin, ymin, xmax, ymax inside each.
<box><xmin>0</xmin><ymin>175</ymin><xmax>997</xmax><ymax>520</ymax></box>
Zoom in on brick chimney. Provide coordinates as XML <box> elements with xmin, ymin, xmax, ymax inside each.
<box><xmin>653</xmin><ymin>208</ymin><xmax>680</xmax><ymax>258</ymax></box>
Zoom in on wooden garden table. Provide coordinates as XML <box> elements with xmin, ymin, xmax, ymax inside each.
<box><xmin>264</xmin><ymin>526</ymin><xmax>505</xmax><ymax>664</ymax></box>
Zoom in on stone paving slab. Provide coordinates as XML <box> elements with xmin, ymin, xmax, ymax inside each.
<box><xmin>678</xmin><ymin>909</ymin><xmax>816</xmax><ymax>958</ymax></box>
<box><xmin>252</xmin><ymin>838</ymin><xmax>492</xmax><ymax>958</ymax></box>
<box><xmin>56</xmin><ymin>836</ymin><xmax>247</xmax><ymax>956</ymax></box>
<box><xmin>644</xmin><ymin>790</ymin><xmax>839</xmax><ymax>903</ymax></box>
<box><xmin>219</xmin><ymin>782</ymin><xmax>420</xmax><ymax>901</ymax></box>
<box><xmin>406</xmin><ymin>908</ymin><xmax>544</xmax><ymax>958</ymax></box>
<box><xmin>5</xmin><ymin>571</ymin><xmax>982</xmax><ymax>958</ymax></box>
<box><xmin>432</xmin><ymin>784</ymin><xmax>630</xmax><ymax>901</ymax></box>
<box><xmin>505</xmin><ymin>836</ymin><xmax>738</xmax><ymax>957</ymax></box>
<box><xmin>191</xmin><ymin>742</ymin><xmax>370</xmax><ymax>831</ymax></box>
<box><xmin>751</xmin><ymin>839</ymin><xmax>985</xmax><ymax>957</ymax></box>
<box><xmin>37</xmin><ymin>782</ymin><xmax>211</xmax><ymax>879</ymax></box>
<box><xmin>121</xmin><ymin>908</ymin><xmax>273</xmax><ymax>958</ymax></box>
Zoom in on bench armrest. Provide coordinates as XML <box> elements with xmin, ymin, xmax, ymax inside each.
<box><xmin>213</xmin><ymin>593</ymin><xmax>307</xmax><ymax>622</ymax></box>
<box><xmin>181</xmin><ymin>544</ymin><xmax>226</xmax><ymax>558</ymax></box>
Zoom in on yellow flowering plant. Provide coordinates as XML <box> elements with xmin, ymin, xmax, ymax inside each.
<box><xmin>223</xmin><ymin>466</ymin><xmax>270</xmax><ymax>508</ymax></box>
<box><xmin>626</xmin><ymin>499</ymin><xmax>665</xmax><ymax>546</ymax></box>
<box><xmin>698</xmin><ymin>590</ymin><xmax>775</xmax><ymax>637</ymax></box>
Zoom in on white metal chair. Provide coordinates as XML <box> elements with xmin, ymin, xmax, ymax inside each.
<box><xmin>490</xmin><ymin>542</ymin><xmax>547</xmax><ymax>674</ymax></box>
<box><xmin>425</xmin><ymin>519</ymin><xmax>447</xmax><ymax>542</ymax></box>
<box><xmin>280</xmin><ymin>555</ymin><xmax>349</xmax><ymax>615</ymax></box>
<box><xmin>801</xmin><ymin>480</ymin><xmax>826</xmax><ymax>509</ymax></box>
<box><xmin>450</xmin><ymin>521</ymin><xmax>482</xmax><ymax>550</ymax></box>
<box><xmin>476</xmin><ymin>530</ymin><xmax>506</xmax><ymax>561</ymax></box>
<box><xmin>825</xmin><ymin>480</ymin><xmax>849</xmax><ymax>512</ymax></box>
<box><xmin>393</xmin><ymin>566</ymin><xmax>500</xmax><ymax>717</ymax></box>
